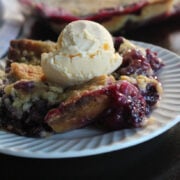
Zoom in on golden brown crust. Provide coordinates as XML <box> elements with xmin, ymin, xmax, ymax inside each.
<box><xmin>66</xmin><ymin>75</ymin><xmax>115</xmax><ymax>102</ymax></box>
<box><xmin>8</xmin><ymin>39</ymin><xmax>57</xmax><ymax>65</ymax></box>
<box><xmin>10</xmin><ymin>62</ymin><xmax>45</xmax><ymax>81</ymax></box>
<box><xmin>47</xmin><ymin>93</ymin><xmax>110</xmax><ymax>132</ymax></box>
<box><xmin>45</xmin><ymin>75</ymin><xmax>115</xmax><ymax>132</ymax></box>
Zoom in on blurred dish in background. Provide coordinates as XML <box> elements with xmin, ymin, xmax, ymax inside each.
<box><xmin>0</xmin><ymin>0</ymin><xmax>4</xmax><ymax>22</ymax></box>
<box><xmin>19</xmin><ymin>0</ymin><xmax>180</xmax><ymax>35</ymax></box>
<box><xmin>0</xmin><ymin>0</ymin><xmax>24</xmax><ymax>58</ymax></box>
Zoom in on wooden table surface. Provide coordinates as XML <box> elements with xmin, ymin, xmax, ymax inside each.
<box><xmin>0</xmin><ymin>16</ymin><xmax>180</xmax><ymax>179</ymax></box>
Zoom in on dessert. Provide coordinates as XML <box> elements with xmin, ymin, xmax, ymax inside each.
<box><xmin>0</xmin><ymin>20</ymin><xmax>163</xmax><ymax>137</ymax></box>
<box><xmin>19</xmin><ymin>0</ymin><xmax>178</xmax><ymax>34</ymax></box>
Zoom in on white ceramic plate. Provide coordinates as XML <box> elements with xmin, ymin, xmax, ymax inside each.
<box><xmin>0</xmin><ymin>41</ymin><xmax>179</xmax><ymax>158</ymax></box>
<box><xmin>0</xmin><ymin>0</ymin><xmax>24</xmax><ymax>58</ymax></box>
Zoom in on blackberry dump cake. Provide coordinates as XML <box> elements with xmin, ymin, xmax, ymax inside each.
<box><xmin>0</xmin><ymin>20</ymin><xmax>163</xmax><ymax>137</ymax></box>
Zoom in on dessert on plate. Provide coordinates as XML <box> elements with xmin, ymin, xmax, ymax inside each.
<box><xmin>18</xmin><ymin>0</ymin><xmax>179</xmax><ymax>34</ymax></box>
<box><xmin>0</xmin><ymin>20</ymin><xmax>163</xmax><ymax>137</ymax></box>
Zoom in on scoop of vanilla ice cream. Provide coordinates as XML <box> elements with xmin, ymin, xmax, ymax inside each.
<box><xmin>41</xmin><ymin>20</ymin><xmax>122</xmax><ymax>87</ymax></box>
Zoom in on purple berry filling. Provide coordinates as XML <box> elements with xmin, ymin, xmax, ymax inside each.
<box><xmin>97</xmin><ymin>81</ymin><xmax>146</xmax><ymax>130</ymax></box>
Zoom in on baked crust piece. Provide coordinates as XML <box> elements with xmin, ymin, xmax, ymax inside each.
<box><xmin>8</xmin><ymin>39</ymin><xmax>57</xmax><ymax>65</ymax></box>
<box><xmin>10</xmin><ymin>62</ymin><xmax>45</xmax><ymax>81</ymax></box>
<box><xmin>45</xmin><ymin>75</ymin><xmax>115</xmax><ymax>132</ymax></box>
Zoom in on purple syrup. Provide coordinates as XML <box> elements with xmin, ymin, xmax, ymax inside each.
<box><xmin>118</xmin><ymin>49</ymin><xmax>153</xmax><ymax>76</ymax></box>
<box><xmin>114</xmin><ymin>37</ymin><xmax>124</xmax><ymax>51</ymax></box>
<box><xmin>14</xmin><ymin>81</ymin><xmax>35</xmax><ymax>92</ymax></box>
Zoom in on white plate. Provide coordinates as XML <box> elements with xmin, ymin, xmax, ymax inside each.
<box><xmin>0</xmin><ymin>41</ymin><xmax>180</xmax><ymax>158</ymax></box>
<box><xmin>0</xmin><ymin>0</ymin><xmax>24</xmax><ymax>58</ymax></box>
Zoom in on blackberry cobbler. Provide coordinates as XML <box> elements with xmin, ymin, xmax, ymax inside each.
<box><xmin>0</xmin><ymin>36</ymin><xmax>163</xmax><ymax>137</ymax></box>
<box><xmin>19</xmin><ymin>0</ymin><xmax>175</xmax><ymax>33</ymax></box>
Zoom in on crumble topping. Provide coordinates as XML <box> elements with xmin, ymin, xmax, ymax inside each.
<box><xmin>8</xmin><ymin>39</ymin><xmax>57</xmax><ymax>65</ymax></box>
<box><xmin>10</xmin><ymin>63</ymin><xmax>46</xmax><ymax>81</ymax></box>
